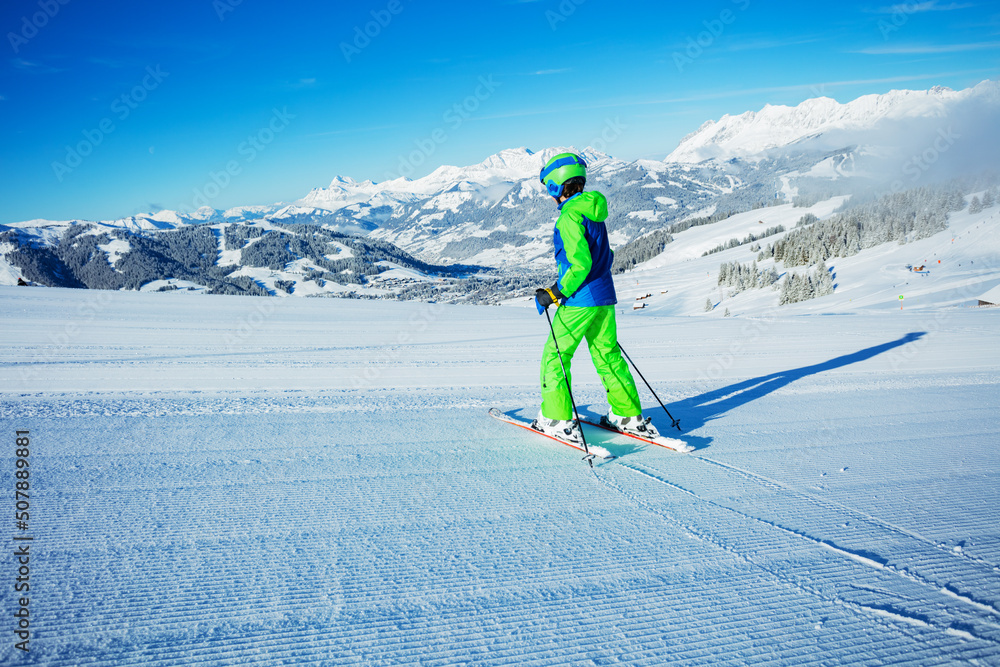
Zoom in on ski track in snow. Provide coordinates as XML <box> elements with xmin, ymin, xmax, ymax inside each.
<box><xmin>601</xmin><ymin>459</ymin><xmax>1000</xmax><ymax>642</ymax></box>
<box><xmin>690</xmin><ymin>454</ymin><xmax>1000</xmax><ymax>574</ymax></box>
<box><xmin>2</xmin><ymin>287</ymin><xmax>1000</xmax><ymax>665</ymax></box>
<box><xmin>592</xmin><ymin>462</ymin><xmax>1000</xmax><ymax>654</ymax></box>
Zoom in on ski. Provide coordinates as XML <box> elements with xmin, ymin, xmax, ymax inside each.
<box><xmin>581</xmin><ymin>416</ymin><xmax>695</xmax><ymax>453</ymax></box>
<box><xmin>488</xmin><ymin>408</ymin><xmax>616</xmax><ymax>461</ymax></box>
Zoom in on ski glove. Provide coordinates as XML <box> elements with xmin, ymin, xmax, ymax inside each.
<box><xmin>535</xmin><ymin>284</ymin><xmax>565</xmax><ymax>310</ymax></box>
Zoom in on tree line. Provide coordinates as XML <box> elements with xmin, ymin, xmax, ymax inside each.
<box><xmin>703</xmin><ymin>225</ymin><xmax>785</xmax><ymax>257</ymax></box>
<box><xmin>756</xmin><ymin>183</ymin><xmax>965</xmax><ymax>268</ymax></box>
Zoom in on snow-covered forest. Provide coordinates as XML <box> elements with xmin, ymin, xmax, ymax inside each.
<box><xmin>759</xmin><ymin>181</ymin><xmax>995</xmax><ymax>269</ymax></box>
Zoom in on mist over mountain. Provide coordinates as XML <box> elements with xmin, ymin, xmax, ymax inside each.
<box><xmin>667</xmin><ymin>79</ymin><xmax>1000</xmax><ymax>188</ymax></box>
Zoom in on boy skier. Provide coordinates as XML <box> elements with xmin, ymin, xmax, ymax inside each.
<box><xmin>532</xmin><ymin>152</ymin><xmax>660</xmax><ymax>444</ymax></box>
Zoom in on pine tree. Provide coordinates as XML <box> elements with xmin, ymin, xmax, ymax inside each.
<box><xmin>969</xmin><ymin>196</ymin><xmax>983</xmax><ymax>214</ymax></box>
<box><xmin>813</xmin><ymin>261</ymin><xmax>835</xmax><ymax>297</ymax></box>
<box><xmin>779</xmin><ymin>276</ymin><xmax>792</xmax><ymax>306</ymax></box>
<box><xmin>704</xmin><ymin>297</ymin><xmax>714</xmax><ymax>312</ymax></box>
<box><xmin>950</xmin><ymin>190</ymin><xmax>967</xmax><ymax>211</ymax></box>
<box><xmin>983</xmin><ymin>189</ymin><xmax>996</xmax><ymax>209</ymax></box>
<box><xmin>795</xmin><ymin>274</ymin><xmax>811</xmax><ymax>302</ymax></box>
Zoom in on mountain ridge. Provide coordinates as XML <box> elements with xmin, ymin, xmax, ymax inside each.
<box><xmin>11</xmin><ymin>80</ymin><xmax>997</xmax><ymax>245</ymax></box>
<box><xmin>665</xmin><ymin>79</ymin><xmax>1000</xmax><ymax>163</ymax></box>
<box><xmin>5</xmin><ymin>80</ymin><xmax>997</xmax><ymax>283</ymax></box>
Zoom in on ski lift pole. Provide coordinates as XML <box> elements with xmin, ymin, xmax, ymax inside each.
<box><xmin>617</xmin><ymin>342</ymin><xmax>682</xmax><ymax>432</ymax></box>
<box><xmin>543</xmin><ymin>305</ymin><xmax>594</xmax><ymax>466</ymax></box>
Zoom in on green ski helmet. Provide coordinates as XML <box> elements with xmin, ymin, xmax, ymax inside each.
<box><xmin>540</xmin><ymin>152</ymin><xmax>587</xmax><ymax>198</ymax></box>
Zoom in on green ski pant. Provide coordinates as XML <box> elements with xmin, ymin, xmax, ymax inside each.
<box><xmin>540</xmin><ymin>304</ymin><xmax>642</xmax><ymax>421</ymax></box>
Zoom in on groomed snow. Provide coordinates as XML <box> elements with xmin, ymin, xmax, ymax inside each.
<box><xmin>1</xmin><ymin>284</ymin><xmax>999</xmax><ymax>665</ymax></box>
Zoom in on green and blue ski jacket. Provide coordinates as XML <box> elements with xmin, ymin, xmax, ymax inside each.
<box><xmin>553</xmin><ymin>191</ymin><xmax>617</xmax><ymax>307</ymax></box>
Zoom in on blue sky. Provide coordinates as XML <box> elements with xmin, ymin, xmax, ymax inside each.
<box><xmin>1</xmin><ymin>0</ymin><xmax>998</xmax><ymax>223</ymax></box>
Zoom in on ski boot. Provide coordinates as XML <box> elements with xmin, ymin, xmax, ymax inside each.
<box><xmin>603</xmin><ymin>409</ymin><xmax>660</xmax><ymax>438</ymax></box>
<box><xmin>532</xmin><ymin>411</ymin><xmax>584</xmax><ymax>445</ymax></box>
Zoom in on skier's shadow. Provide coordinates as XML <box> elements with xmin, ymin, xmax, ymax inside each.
<box><xmin>652</xmin><ymin>331</ymin><xmax>927</xmax><ymax>451</ymax></box>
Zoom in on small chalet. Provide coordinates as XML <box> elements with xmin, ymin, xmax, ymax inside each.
<box><xmin>977</xmin><ymin>284</ymin><xmax>1000</xmax><ymax>307</ymax></box>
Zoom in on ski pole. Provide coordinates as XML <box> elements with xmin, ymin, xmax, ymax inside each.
<box><xmin>617</xmin><ymin>342</ymin><xmax>682</xmax><ymax>432</ymax></box>
<box><xmin>543</xmin><ymin>306</ymin><xmax>594</xmax><ymax>466</ymax></box>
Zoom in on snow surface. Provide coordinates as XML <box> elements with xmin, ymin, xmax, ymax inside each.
<box><xmin>96</xmin><ymin>238</ymin><xmax>130</xmax><ymax>267</ymax></box>
<box><xmin>2</xmin><ymin>280</ymin><xmax>999</xmax><ymax>665</ymax></box>
<box><xmin>138</xmin><ymin>278</ymin><xmax>208</xmax><ymax>293</ymax></box>
<box><xmin>0</xmin><ymin>242</ymin><xmax>24</xmax><ymax>284</ymax></box>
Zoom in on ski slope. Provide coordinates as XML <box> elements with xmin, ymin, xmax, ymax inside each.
<box><xmin>2</xmin><ymin>285</ymin><xmax>1000</xmax><ymax>665</ymax></box>
<box><xmin>609</xmin><ymin>195</ymin><xmax>1000</xmax><ymax>318</ymax></box>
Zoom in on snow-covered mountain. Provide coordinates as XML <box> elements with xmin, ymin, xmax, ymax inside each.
<box><xmin>0</xmin><ymin>217</ymin><xmax>486</xmax><ymax>299</ymax></box>
<box><xmin>241</xmin><ymin>146</ymin><xmax>742</xmax><ymax>267</ymax></box>
<box><xmin>4</xmin><ymin>145</ymin><xmax>759</xmax><ymax>268</ymax></box>
<box><xmin>296</xmin><ymin>148</ymin><xmax>543</xmax><ymax>216</ymax></box>
<box><xmin>666</xmin><ymin>79</ymin><xmax>1000</xmax><ymax>163</ymax></box>
<box><xmin>8</xmin><ymin>81</ymin><xmax>997</xmax><ymax>276</ymax></box>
